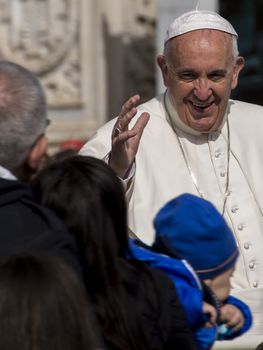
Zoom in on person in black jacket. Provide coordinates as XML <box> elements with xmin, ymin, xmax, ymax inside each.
<box><xmin>32</xmin><ymin>155</ymin><xmax>197</xmax><ymax>350</ymax></box>
<box><xmin>0</xmin><ymin>60</ymin><xmax>81</xmax><ymax>275</ymax></box>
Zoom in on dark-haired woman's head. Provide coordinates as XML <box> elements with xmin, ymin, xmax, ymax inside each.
<box><xmin>0</xmin><ymin>254</ymin><xmax>97</xmax><ymax>350</ymax></box>
<box><xmin>32</xmin><ymin>156</ymin><xmax>129</xmax><ymax>291</ymax></box>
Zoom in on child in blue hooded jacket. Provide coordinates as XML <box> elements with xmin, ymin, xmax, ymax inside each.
<box><xmin>130</xmin><ymin>193</ymin><xmax>252</xmax><ymax>350</ymax></box>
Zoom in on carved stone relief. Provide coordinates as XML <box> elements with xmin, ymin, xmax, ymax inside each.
<box><xmin>0</xmin><ymin>0</ymin><xmax>81</xmax><ymax>108</ymax></box>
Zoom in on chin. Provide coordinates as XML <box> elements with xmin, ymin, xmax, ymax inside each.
<box><xmin>191</xmin><ymin>123</ymin><xmax>216</xmax><ymax>133</ymax></box>
<box><xmin>190</xmin><ymin>116</ymin><xmax>220</xmax><ymax>133</ymax></box>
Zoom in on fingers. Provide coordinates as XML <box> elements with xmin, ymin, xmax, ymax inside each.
<box><xmin>113</xmin><ymin>111</ymin><xmax>150</xmax><ymax>144</ymax></box>
<box><xmin>202</xmin><ymin>302</ymin><xmax>217</xmax><ymax>327</ymax></box>
<box><xmin>223</xmin><ymin>314</ymin><xmax>244</xmax><ymax>331</ymax></box>
<box><xmin>110</xmin><ymin>111</ymin><xmax>150</xmax><ymax>178</ymax></box>
<box><xmin>130</xmin><ymin>112</ymin><xmax>150</xmax><ymax>138</ymax></box>
<box><xmin>114</xmin><ymin>112</ymin><xmax>150</xmax><ymax>145</ymax></box>
<box><xmin>110</xmin><ymin>95</ymin><xmax>147</xmax><ymax>178</ymax></box>
<box><xmin>113</xmin><ymin>126</ymin><xmax>122</xmax><ymax>138</ymax></box>
<box><xmin>119</xmin><ymin>94</ymin><xmax>140</xmax><ymax>119</ymax></box>
<box><xmin>112</xmin><ymin>115</ymin><xmax>149</xmax><ymax>146</ymax></box>
<box><xmin>113</xmin><ymin>95</ymin><xmax>141</xmax><ymax>134</ymax></box>
<box><xmin>220</xmin><ymin>304</ymin><xmax>244</xmax><ymax>332</ymax></box>
<box><xmin>115</xmin><ymin>107</ymin><xmax>137</xmax><ymax>133</ymax></box>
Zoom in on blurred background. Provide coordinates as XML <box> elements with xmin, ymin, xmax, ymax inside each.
<box><xmin>1</xmin><ymin>0</ymin><xmax>262</xmax><ymax>152</ymax></box>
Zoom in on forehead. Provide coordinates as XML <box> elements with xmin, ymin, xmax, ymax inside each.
<box><xmin>168</xmin><ymin>29</ymin><xmax>233</xmax><ymax>68</ymax></box>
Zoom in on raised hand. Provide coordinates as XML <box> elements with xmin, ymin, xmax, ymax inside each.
<box><xmin>109</xmin><ymin>94</ymin><xmax>150</xmax><ymax>178</ymax></box>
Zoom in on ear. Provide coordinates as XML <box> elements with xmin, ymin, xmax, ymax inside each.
<box><xmin>26</xmin><ymin>135</ymin><xmax>48</xmax><ymax>172</ymax></box>
<box><xmin>157</xmin><ymin>54</ymin><xmax>169</xmax><ymax>87</ymax></box>
<box><xmin>231</xmin><ymin>56</ymin><xmax>245</xmax><ymax>90</ymax></box>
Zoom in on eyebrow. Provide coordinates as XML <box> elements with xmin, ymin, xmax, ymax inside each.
<box><xmin>176</xmin><ymin>68</ymin><xmax>228</xmax><ymax>75</ymax></box>
<box><xmin>209</xmin><ymin>69</ymin><xmax>227</xmax><ymax>74</ymax></box>
<box><xmin>174</xmin><ymin>69</ymin><xmax>197</xmax><ymax>76</ymax></box>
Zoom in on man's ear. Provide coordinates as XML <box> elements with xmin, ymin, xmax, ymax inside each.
<box><xmin>231</xmin><ymin>56</ymin><xmax>245</xmax><ymax>90</ymax></box>
<box><xmin>157</xmin><ymin>54</ymin><xmax>169</xmax><ymax>87</ymax></box>
<box><xmin>26</xmin><ymin>135</ymin><xmax>48</xmax><ymax>172</ymax></box>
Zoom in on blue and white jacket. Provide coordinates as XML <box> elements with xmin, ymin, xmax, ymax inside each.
<box><xmin>129</xmin><ymin>238</ymin><xmax>252</xmax><ymax>350</ymax></box>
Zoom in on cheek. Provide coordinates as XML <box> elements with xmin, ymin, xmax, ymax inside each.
<box><xmin>222</xmin><ymin>77</ymin><xmax>236</xmax><ymax>95</ymax></box>
<box><xmin>219</xmin><ymin>287</ymin><xmax>230</xmax><ymax>301</ymax></box>
<box><xmin>215</xmin><ymin>281</ymin><xmax>231</xmax><ymax>302</ymax></box>
<box><xmin>170</xmin><ymin>82</ymin><xmax>192</xmax><ymax>103</ymax></box>
<box><xmin>231</xmin><ymin>75</ymin><xmax>238</xmax><ymax>89</ymax></box>
<box><xmin>214</xmin><ymin>83</ymin><xmax>232</xmax><ymax>106</ymax></box>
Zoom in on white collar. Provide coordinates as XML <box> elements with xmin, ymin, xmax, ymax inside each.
<box><xmin>0</xmin><ymin>165</ymin><xmax>17</xmax><ymax>180</ymax></box>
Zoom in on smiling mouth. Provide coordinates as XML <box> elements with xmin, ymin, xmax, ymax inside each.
<box><xmin>191</xmin><ymin>101</ymin><xmax>214</xmax><ymax>110</ymax></box>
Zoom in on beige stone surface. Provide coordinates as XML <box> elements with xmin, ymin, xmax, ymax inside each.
<box><xmin>0</xmin><ymin>0</ymin><xmax>156</xmax><ymax>151</ymax></box>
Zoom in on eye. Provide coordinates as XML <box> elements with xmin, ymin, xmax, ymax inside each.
<box><xmin>208</xmin><ymin>72</ymin><xmax>226</xmax><ymax>82</ymax></box>
<box><xmin>178</xmin><ymin>72</ymin><xmax>197</xmax><ymax>81</ymax></box>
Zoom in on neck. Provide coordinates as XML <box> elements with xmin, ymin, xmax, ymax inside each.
<box><xmin>12</xmin><ymin>163</ymin><xmax>34</xmax><ymax>183</ymax></box>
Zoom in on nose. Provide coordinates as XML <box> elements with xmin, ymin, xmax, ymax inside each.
<box><xmin>193</xmin><ymin>78</ymin><xmax>212</xmax><ymax>101</ymax></box>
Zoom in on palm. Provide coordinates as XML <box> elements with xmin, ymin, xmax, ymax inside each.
<box><xmin>109</xmin><ymin>95</ymin><xmax>150</xmax><ymax>178</ymax></box>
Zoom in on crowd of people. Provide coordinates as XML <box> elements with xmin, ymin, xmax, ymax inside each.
<box><xmin>0</xmin><ymin>8</ymin><xmax>262</xmax><ymax>350</ymax></box>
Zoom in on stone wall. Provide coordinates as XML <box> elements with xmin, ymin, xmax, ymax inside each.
<box><xmin>0</xmin><ymin>0</ymin><xmax>156</xmax><ymax>152</ymax></box>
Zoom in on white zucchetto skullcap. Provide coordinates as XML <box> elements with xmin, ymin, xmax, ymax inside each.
<box><xmin>165</xmin><ymin>9</ymin><xmax>238</xmax><ymax>44</ymax></box>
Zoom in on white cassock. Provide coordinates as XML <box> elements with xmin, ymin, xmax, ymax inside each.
<box><xmin>80</xmin><ymin>92</ymin><xmax>263</xmax><ymax>348</ymax></box>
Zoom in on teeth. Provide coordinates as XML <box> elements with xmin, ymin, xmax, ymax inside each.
<box><xmin>192</xmin><ymin>102</ymin><xmax>212</xmax><ymax>108</ymax></box>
